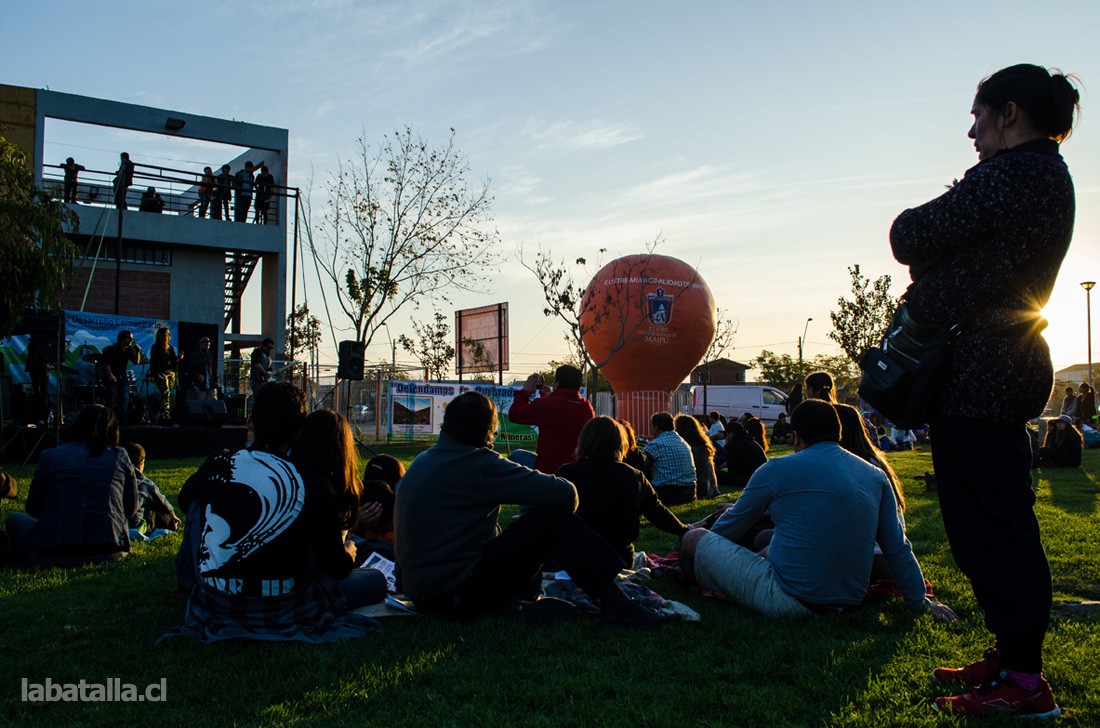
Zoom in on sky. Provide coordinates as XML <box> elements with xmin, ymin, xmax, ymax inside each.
<box><xmin>4</xmin><ymin>0</ymin><xmax>1100</xmax><ymax>379</ymax></box>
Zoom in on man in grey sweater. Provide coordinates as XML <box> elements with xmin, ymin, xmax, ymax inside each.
<box><xmin>395</xmin><ymin>391</ymin><xmax>676</xmax><ymax>627</ymax></box>
<box><xmin>680</xmin><ymin>399</ymin><xmax>957</xmax><ymax>621</ymax></box>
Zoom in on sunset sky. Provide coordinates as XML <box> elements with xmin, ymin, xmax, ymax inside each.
<box><xmin>4</xmin><ymin>1</ymin><xmax>1099</xmax><ymax>378</ymax></box>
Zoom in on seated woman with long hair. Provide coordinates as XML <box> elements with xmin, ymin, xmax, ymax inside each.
<box><xmin>674</xmin><ymin>414</ymin><xmax>719</xmax><ymax>499</ymax></box>
<box><xmin>293</xmin><ymin>409</ymin><xmax>389</xmax><ymax>604</ymax></box>
<box><xmin>556</xmin><ymin>416</ymin><xmax>687</xmax><ymax>567</ymax></box>
<box><xmin>5</xmin><ymin>404</ymin><xmax>138</xmax><ymax>567</ymax></box>
<box><xmin>1039</xmin><ymin>415</ymin><xmax>1083</xmax><ymax>467</ymax></box>
<box><xmin>833</xmin><ymin>403</ymin><xmax>910</xmax><ymax>581</ymax></box>
<box><xmin>804</xmin><ymin>370</ymin><xmax>838</xmax><ymax>403</ymax></box>
<box><xmin>740</xmin><ymin>414</ymin><xmax>769</xmax><ymax>454</ymax></box>
<box><xmin>617</xmin><ymin>418</ymin><xmax>653</xmax><ymax>477</ymax></box>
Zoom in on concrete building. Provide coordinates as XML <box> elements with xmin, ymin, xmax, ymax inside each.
<box><xmin>0</xmin><ymin>83</ymin><xmax>290</xmax><ymax>358</ymax></box>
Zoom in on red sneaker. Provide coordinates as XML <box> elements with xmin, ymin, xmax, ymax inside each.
<box><xmin>933</xmin><ymin>648</ymin><xmax>1001</xmax><ymax>687</ymax></box>
<box><xmin>934</xmin><ymin>672</ymin><xmax>1061</xmax><ymax>719</ymax></box>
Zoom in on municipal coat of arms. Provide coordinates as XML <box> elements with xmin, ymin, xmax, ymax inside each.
<box><xmin>646</xmin><ymin>288</ymin><xmax>673</xmax><ymax>326</ymax></box>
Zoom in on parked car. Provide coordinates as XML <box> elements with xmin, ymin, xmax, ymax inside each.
<box><xmin>690</xmin><ymin>385</ymin><xmax>789</xmax><ymax>424</ymax></box>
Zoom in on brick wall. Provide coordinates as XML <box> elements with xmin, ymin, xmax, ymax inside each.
<box><xmin>61</xmin><ymin>268</ymin><xmax>171</xmax><ymax>318</ymax></box>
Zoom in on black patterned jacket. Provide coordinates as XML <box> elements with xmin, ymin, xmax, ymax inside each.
<box><xmin>890</xmin><ymin>139</ymin><xmax>1075</xmax><ymax>423</ymax></box>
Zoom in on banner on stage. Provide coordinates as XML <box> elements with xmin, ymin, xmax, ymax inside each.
<box><xmin>1</xmin><ymin>310</ymin><xmax>176</xmax><ymax>388</ymax></box>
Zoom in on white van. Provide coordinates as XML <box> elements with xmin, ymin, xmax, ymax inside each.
<box><xmin>690</xmin><ymin>385</ymin><xmax>789</xmax><ymax>424</ymax></box>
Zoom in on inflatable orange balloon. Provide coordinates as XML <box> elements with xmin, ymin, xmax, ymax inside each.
<box><xmin>580</xmin><ymin>254</ymin><xmax>715</xmax><ymax>436</ymax></box>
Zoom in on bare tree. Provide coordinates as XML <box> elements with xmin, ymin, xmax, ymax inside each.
<box><xmin>399</xmin><ymin>310</ymin><xmax>456</xmax><ymax>382</ymax></box>
<box><xmin>699</xmin><ymin>308</ymin><xmax>738</xmax><ymax>377</ymax></box>
<box><xmin>306</xmin><ymin>127</ymin><xmax>500</xmax><ymax>352</ymax></box>
<box><xmin>520</xmin><ymin>236</ymin><xmax>683</xmax><ymax>370</ymax></box>
<box><xmin>518</xmin><ymin>245</ymin><xmax>606</xmax><ymax>371</ymax></box>
<box><xmin>828</xmin><ymin>264</ymin><xmax>899</xmax><ymax>364</ymax></box>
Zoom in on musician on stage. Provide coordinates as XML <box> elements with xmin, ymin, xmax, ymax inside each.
<box><xmin>185</xmin><ymin>336</ymin><xmax>219</xmax><ymax>400</ymax></box>
<box><xmin>101</xmin><ymin>330</ymin><xmax>141</xmax><ymax>425</ymax></box>
<box><xmin>249</xmin><ymin>337</ymin><xmax>275</xmax><ymax>394</ymax></box>
<box><xmin>149</xmin><ymin>327</ymin><xmax>179</xmax><ymax>423</ymax></box>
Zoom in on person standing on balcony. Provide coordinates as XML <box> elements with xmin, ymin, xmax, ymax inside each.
<box><xmin>61</xmin><ymin>157</ymin><xmax>85</xmax><ymax>203</ymax></box>
<box><xmin>254</xmin><ymin>164</ymin><xmax>275</xmax><ymax>224</ymax></box>
<box><xmin>113</xmin><ymin>152</ymin><xmax>135</xmax><ymax>210</ymax></box>
<box><xmin>197</xmin><ymin>166</ymin><xmax>214</xmax><ymax>218</ymax></box>
<box><xmin>234</xmin><ymin>161</ymin><xmax>256</xmax><ymax>222</ymax></box>
<box><xmin>213</xmin><ymin>164</ymin><xmax>232</xmax><ymax>220</ymax></box>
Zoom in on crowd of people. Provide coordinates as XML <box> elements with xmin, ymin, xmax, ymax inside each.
<box><xmin>57</xmin><ymin>152</ymin><xmax>278</xmax><ymax>224</ymax></box>
<box><xmin>1</xmin><ymin>62</ymin><xmax>1086</xmax><ymax>719</ymax></box>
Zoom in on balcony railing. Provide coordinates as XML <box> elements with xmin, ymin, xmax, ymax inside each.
<box><xmin>42</xmin><ymin>159</ymin><xmax>296</xmax><ymax>226</ymax></box>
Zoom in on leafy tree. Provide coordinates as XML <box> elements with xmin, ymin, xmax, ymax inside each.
<box><xmin>751</xmin><ymin>350</ymin><xmax>810</xmax><ymax>393</ymax></box>
<box><xmin>752</xmin><ymin>350</ymin><xmax>861</xmax><ymax>400</ymax></box>
<box><xmin>828</xmin><ymin>264</ymin><xmax>899</xmax><ymax>365</ymax></box>
<box><xmin>398</xmin><ymin>310</ymin><xmax>455</xmax><ymax>382</ymax></box>
<box><xmin>0</xmin><ymin>136</ymin><xmax>78</xmax><ymax>337</ymax></box>
<box><xmin>285</xmin><ymin>303</ymin><xmax>322</xmax><ymax>362</ymax></box>
<box><xmin>305</xmin><ymin>127</ymin><xmax>499</xmax><ymax>352</ymax></box>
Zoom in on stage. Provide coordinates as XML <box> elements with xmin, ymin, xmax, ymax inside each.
<box><xmin>1</xmin><ymin>423</ymin><xmax>248</xmax><ymax>463</ymax></box>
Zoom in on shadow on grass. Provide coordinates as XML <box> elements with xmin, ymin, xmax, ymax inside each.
<box><xmin>1040</xmin><ymin>464</ymin><xmax>1098</xmax><ymax>515</ymax></box>
<box><xmin>1</xmin><ymin>524</ymin><xmax>952</xmax><ymax>727</ymax></box>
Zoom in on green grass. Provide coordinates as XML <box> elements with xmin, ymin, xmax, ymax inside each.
<box><xmin>2</xmin><ymin>446</ymin><xmax>1099</xmax><ymax>726</ymax></box>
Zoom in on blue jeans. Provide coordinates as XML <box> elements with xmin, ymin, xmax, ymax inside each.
<box><xmin>340</xmin><ymin>568</ymin><xmax>388</xmax><ymax>609</ymax></box>
<box><xmin>108</xmin><ymin>378</ymin><xmax>129</xmax><ymax>425</ymax></box>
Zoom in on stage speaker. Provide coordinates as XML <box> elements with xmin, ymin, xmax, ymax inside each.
<box><xmin>0</xmin><ymin>374</ymin><xmax>12</xmax><ymax>422</ymax></box>
<box><xmin>180</xmin><ymin>399</ymin><xmax>228</xmax><ymax>427</ymax></box>
<box><xmin>337</xmin><ymin>340</ymin><xmax>365</xmax><ymax>381</ymax></box>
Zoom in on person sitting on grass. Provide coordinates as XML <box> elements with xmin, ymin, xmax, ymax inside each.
<box><xmin>169</xmin><ymin>385</ymin><xmax>383</xmax><ymax>643</ymax></box>
<box><xmin>5</xmin><ymin>404</ymin><xmax>138</xmax><ymax>568</ymax></box>
<box><xmin>643</xmin><ymin>411</ymin><xmax>696</xmax><ymax>506</ymax></box>
<box><xmin>674</xmin><ymin>414</ymin><xmax>719</xmax><ymax>500</ymax></box>
<box><xmin>771</xmin><ymin>412</ymin><xmax>793</xmax><ymax>445</ymax></box>
<box><xmin>740</xmin><ymin>414</ymin><xmax>769</xmax><ymax>454</ymax></box>
<box><xmin>1038</xmin><ymin>414</ymin><xmax>1082</xmax><ymax>467</ymax></box>
<box><xmin>679</xmin><ymin>399</ymin><xmax>958</xmax><ymax>622</ymax></box>
<box><xmin>618</xmin><ymin>419</ymin><xmax>653</xmax><ymax>477</ymax></box>
<box><xmin>352</xmin><ymin>454</ymin><xmax>404</xmax><ymax>554</ymax></box>
<box><xmin>719</xmin><ymin>421</ymin><xmax>767</xmax><ymax>490</ymax></box>
<box><xmin>394</xmin><ymin>391</ymin><xmax>679</xmax><ymax>627</ymax></box>
<box><xmin>121</xmin><ymin>441</ymin><xmax>181</xmax><ymax>542</ymax></box>
<box><xmin>556</xmin><ymin>416</ymin><xmax>688</xmax><ymax>567</ymax></box>
<box><xmin>293</xmin><ymin>409</ymin><xmax>397</xmax><ymax>572</ymax></box>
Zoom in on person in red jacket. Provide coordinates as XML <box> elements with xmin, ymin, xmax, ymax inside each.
<box><xmin>508</xmin><ymin>365</ymin><xmax>594</xmax><ymax>474</ymax></box>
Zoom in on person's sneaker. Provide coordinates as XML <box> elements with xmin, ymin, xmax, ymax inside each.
<box><xmin>933</xmin><ymin>647</ymin><xmax>1001</xmax><ymax>687</ymax></box>
<box><xmin>600</xmin><ymin>599</ymin><xmax>680</xmax><ymax>629</ymax></box>
<box><xmin>499</xmin><ymin>597</ymin><xmax>578</xmax><ymax>624</ymax></box>
<box><xmin>933</xmin><ymin>671</ymin><xmax>1060</xmax><ymax>719</ymax></box>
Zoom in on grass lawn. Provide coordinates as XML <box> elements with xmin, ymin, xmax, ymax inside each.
<box><xmin>1</xmin><ymin>444</ymin><xmax>1099</xmax><ymax>726</ymax></box>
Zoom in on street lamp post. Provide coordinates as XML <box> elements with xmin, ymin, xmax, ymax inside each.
<box><xmin>798</xmin><ymin>317</ymin><xmax>813</xmax><ymax>364</ymax></box>
<box><xmin>1083</xmin><ymin>281</ymin><xmax>1095</xmax><ymax>389</ymax></box>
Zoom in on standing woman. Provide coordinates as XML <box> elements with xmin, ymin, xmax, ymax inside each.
<box><xmin>149</xmin><ymin>327</ymin><xmax>178</xmax><ymax>424</ymax></box>
<box><xmin>1077</xmin><ymin>382</ymin><xmax>1096</xmax><ymax>426</ymax></box>
<box><xmin>890</xmin><ymin>64</ymin><xmax>1079</xmax><ymax>718</ymax></box>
